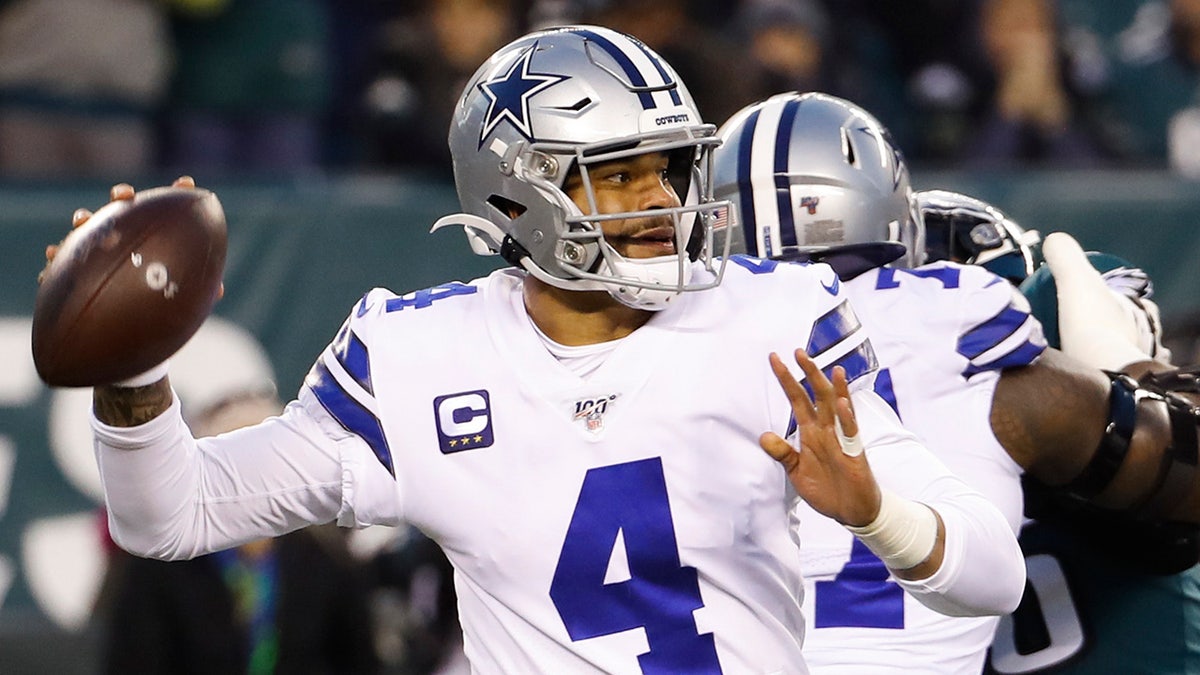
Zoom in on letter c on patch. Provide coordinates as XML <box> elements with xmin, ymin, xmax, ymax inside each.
<box><xmin>438</xmin><ymin>392</ymin><xmax>489</xmax><ymax>436</ymax></box>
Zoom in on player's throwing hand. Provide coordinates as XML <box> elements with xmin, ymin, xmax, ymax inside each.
<box><xmin>760</xmin><ymin>349</ymin><xmax>883</xmax><ymax>528</ymax></box>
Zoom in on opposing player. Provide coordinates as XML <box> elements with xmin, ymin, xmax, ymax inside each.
<box><xmin>65</xmin><ymin>28</ymin><xmax>1023</xmax><ymax>673</ymax></box>
<box><xmin>711</xmin><ymin>91</ymin><xmax>1200</xmax><ymax>674</ymax></box>
<box><xmin>920</xmin><ymin>189</ymin><xmax>1200</xmax><ymax>674</ymax></box>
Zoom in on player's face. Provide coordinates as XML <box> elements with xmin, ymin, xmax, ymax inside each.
<box><xmin>562</xmin><ymin>151</ymin><xmax>682</xmax><ymax>259</ymax></box>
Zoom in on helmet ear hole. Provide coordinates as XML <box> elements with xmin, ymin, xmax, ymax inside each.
<box><xmin>841</xmin><ymin>128</ymin><xmax>857</xmax><ymax>167</ymax></box>
<box><xmin>487</xmin><ymin>195</ymin><xmax>527</xmax><ymax>220</ymax></box>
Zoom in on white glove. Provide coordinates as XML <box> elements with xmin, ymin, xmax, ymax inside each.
<box><xmin>1042</xmin><ymin>232</ymin><xmax>1157</xmax><ymax>371</ymax></box>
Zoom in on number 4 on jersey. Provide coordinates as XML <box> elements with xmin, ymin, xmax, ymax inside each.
<box><xmin>551</xmin><ymin>458</ymin><xmax>722</xmax><ymax>674</ymax></box>
<box><xmin>385</xmin><ymin>282</ymin><xmax>477</xmax><ymax>311</ymax></box>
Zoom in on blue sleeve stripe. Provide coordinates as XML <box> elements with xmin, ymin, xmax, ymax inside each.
<box><xmin>806</xmin><ymin>300</ymin><xmax>862</xmax><ymax>358</ymax></box>
<box><xmin>799</xmin><ymin>341</ymin><xmax>879</xmax><ymax>399</ymax></box>
<box><xmin>331</xmin><ymin>323</ymin><xmax>373</xmax><ymax>395</ymax></box>
<box><xmin>783</xmin><ymin>341</ymin><xmax>879</xmax><ymax>438</ymax></box>
<box><xmin>305</xmin><ymin>360</ymin><xmax>394</xmax><ymax>477</ymax></box>
<box><xmin>826</xmin><ymin>340</ymin><xmax>879</xmax><ymax>386</ymax></box>
<box><xmin>963</xmin><ymin>340</ymin><xmax>1046</xmax><ymax>378</ymax></box>
<box><xmin>957</xmin><ymin>306</ymin><xmax>1028</xmax><ymax>360</ymax></box>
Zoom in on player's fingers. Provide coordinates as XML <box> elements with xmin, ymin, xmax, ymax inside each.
<box><xmin>831</xmin><ymin>364</ymin><xmax>860</xmax><ymax>428</ymax></box>
<box><xmin>173</xmin><ymin>175</ymin><xmax>195</xmax><ymax>189</ymax></box>
<box><xmin>793</xmin><ymin>349</ymin><xmax>836</xmax><ymax>426</ymax></box>
<box><xmin>829</xmin><ymin>367</ymin><xmax>864</xmax><ymax>455</ymax></box>
<box><xmin>759</xmin><ymin>432</ymin><xmax>800</xmax><ymax>469</ymax></box>
<box><xmin>769</xmin><ymin>352</ymin><xmax>815</xmax><ymax>424</ymax></box>
<box><xmin>72</xmin><ymin>208</ymin><xmax>92</xmax><ymax>229</ymax></box>
<box><xmin>45</xmin><ymin>244</ymin><xmax>58</xmax><ymax>262</ymax></box>
<box><xmin>217</xmin><ymin>283</ymin><xmax>225</xmax><ymax>301</ymax></box>
<box><xmin>110</xmin><ymin>183</ymin><xmax>135</xmax><ymax>202</ymax></box>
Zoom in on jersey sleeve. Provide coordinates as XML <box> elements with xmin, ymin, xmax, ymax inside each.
<box><xmin>773</xmin><ymin>261</ymin><xmax>881</xmax><ymax>440</ymax></box>
<box><xmin>298</xmin><ymin>288</ymin><xmax>406</xmax><ymax>527</ymax></box>
<box><xmin>853</xmin><ymin>393</ymin><xmax>1027</xmax><ymax>617</ymax></box>
<box><xmin>798</xmin><ymin>261</ymin><xmax>880</xmax><ymax>393</ymax></box>
<box><xmin>93</xmin><ymin>391</ymin><xmax>346</xmax><ymax>561</ymax></box>
<box><xmin>956</xmin><ymin>265</ymin><xmax>1047</xmax><ymax>378</ymax></box>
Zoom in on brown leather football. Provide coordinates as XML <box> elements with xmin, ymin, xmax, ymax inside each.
<box><xmin>32</xmin><ymin>186</ymin><xmax>227</xmax><ymax>387</ymax></box>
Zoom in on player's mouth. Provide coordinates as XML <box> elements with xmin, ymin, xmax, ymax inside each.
<box><xmin>610</xmin><ymin>226</ymin><xmax>677</xmax><ymax>258</ymax></box>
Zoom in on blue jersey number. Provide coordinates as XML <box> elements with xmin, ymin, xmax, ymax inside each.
<box><xmin>385</xmin><ymin>282</ymin><xmax>477</xmax><ymax>311</ymax></box>
<box><xmin>551</xmin><ymin>458</ymin><xmax>721</xmax><ymax>674</ymax></box>
<box><xmin>814</xmin><ymin>538</ymin><xmax>905</xmax><ymax>628</ymax></box>
<box><xmin>875</xmin><ymin>266</ymin><xmax>960</xmax><ymax>290</ymax></box>
<box><xmin>814</xmin><ymin>363</ymin><xmax>905</xmax><ymax>628</ymax></box>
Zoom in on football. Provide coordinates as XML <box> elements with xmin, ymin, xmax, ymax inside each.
<box><xmin>32</xmin><ymin>186</ymin><xmax>227</xmax><ymax>387</ymax></box>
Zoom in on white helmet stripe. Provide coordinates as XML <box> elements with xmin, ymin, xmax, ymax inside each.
<box><xmin>746</xmin><ymin>94</ymin><xmax>797</xmax><ymax>258</ymax></box>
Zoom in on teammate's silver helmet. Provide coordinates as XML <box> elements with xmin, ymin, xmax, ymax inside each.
<box><xmin>432</xmin><ymin>25</ymin><xmax>729</xmax><ymax>310</ymax></box>
<box><xmin>917</xmin><ymin>189</ymin><xmax>1042</xmax><ymax>284</ymax></box>
<box><xmin>712</xmin><ymin>92</ymin><xmax>924</xmax><ymax>278</ymax></box>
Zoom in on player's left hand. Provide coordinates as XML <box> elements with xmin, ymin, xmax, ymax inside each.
<box><xmin>760</xmin><ymin>349</ymin><xmax>882</xmax><ymax>527</ymax></box>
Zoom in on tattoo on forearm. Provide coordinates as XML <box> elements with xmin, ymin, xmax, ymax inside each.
<box><xmin>93</xmin><ymin>380</ymin><xmax>173</xmax><ymax>427</ymax></box>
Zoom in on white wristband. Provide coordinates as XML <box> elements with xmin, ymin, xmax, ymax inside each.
<box><xmin>844</xmin><ymin>489</ymin><xmax>939</xmax><ymax>570</ymax></box>
<box><xmin>112</xmin><ymin>361</ymin><xmax>170</xmax><ymax>388</ymax></box>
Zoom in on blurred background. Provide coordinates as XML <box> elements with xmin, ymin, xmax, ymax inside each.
<box><xmin>4</xmin><ymin>0</ymin><xmax>1200</xmax><ymax>672</ymax></box>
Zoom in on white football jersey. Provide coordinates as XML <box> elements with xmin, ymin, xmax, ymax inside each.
<box><xmin>93</xmin><ymin>258</ymin><xmax>1024</xmax><ymax>674</ymax></box>
<box><xmin>797</xmin><ymin>260</ymin><xmax>1046</xmax><ymax>675</ymax></box>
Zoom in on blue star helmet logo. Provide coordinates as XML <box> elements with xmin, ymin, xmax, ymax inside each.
<box><xmin>478</xmin><ymin>43</ymin><xmax>568</xmax><ymax>147</ymax></box>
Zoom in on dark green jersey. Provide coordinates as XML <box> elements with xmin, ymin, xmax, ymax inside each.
<box><xmin>988</xmin><ymin>520</ymin><xmax>1200</xmax><ymax>674</ymax></box>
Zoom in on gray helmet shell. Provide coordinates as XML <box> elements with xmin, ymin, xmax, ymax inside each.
<box><xmin>437</xmin><ymin>25</ymin><xmax>729</xmax><ymax>310</ymax></box>
<box><xmin>712</xmin><ymin>92</ymin><xmax>924</xmax><ymax>272</ymax></box>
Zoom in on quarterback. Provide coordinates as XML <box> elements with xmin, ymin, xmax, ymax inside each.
<box><xmin>72</xmin><ymin>28</ymin><xmax>1022</xmax><ymax>673</ymax></box>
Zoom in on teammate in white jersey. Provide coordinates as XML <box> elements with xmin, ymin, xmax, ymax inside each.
<box><xmin>711</xmin><ymin>91</ymin><xmax>1200</xmax><ymax>674</ymax></box>
<box><xmin>61</xmin><ymin>28</ymin><xmax>1025</xmax><ymax>673</ymax></box>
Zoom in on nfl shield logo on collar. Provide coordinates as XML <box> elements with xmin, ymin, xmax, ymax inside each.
<box><xmin>572</xmin><ymin>394</ymin><xmax>617</xmax><ymax>434</ymax></box>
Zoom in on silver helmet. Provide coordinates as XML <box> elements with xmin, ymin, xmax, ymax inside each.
<box><xmin>917</xmin><ymin>189</ymin><xmax>1042</xmax><ymax>284</ymax></box>
<box><xmin>711</xmin><ymin>91</ymin><xmax>924</xmax><ymax>278</ymax></box>
<box><xmin>432</xmin><ymin>25</ymin><xmax>730</xmax><ymax>310</ymax></box>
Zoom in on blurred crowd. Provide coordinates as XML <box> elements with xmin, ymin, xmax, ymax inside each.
<box><xmin>2</xmin><ymin>0</ymin><xmax>1200</xmax><ymax>181</ymax></box>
